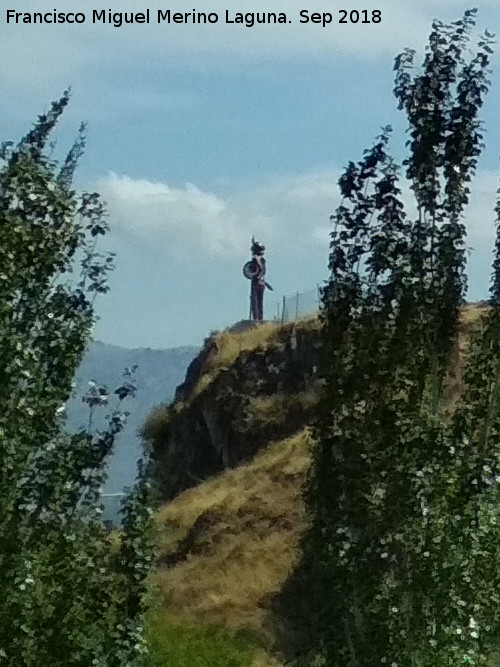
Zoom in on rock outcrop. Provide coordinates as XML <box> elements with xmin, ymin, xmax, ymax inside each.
<box><xmin>145</xmin><ymin>319</ymin><xmax>323</xmax><ymax>500</ymax></box>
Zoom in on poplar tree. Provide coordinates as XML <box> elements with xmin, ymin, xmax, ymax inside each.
<box><xmin>0</xmin><ymin>93</ymin><xmax>154</xmax><ymax>666</ymax></box>
<box><xmin>305</xmin><ymin>11</ymin><xmax>500</xmax><ymax>665</ymax></box>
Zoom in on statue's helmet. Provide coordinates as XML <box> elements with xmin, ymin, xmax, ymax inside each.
<box><xmin>251</xmin><ymin>240</ymin><xmax>265</xmax><ymax>255</ymax></box>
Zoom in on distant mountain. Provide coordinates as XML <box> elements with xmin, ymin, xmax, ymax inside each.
<box><xmin>65</xmin><ymin>340</ymin><xmax>198</xmax><ymax>523</ymax></box>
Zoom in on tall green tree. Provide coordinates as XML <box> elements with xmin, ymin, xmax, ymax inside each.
<box><xmin>0</xmin><ymin>93</ymin><xmax>154</xmax><ymax>666</ymax></box>
<box><xmin>305</xmin><ymin>11</ymin><xmax>500</xmax><ymax>666</ymax></box>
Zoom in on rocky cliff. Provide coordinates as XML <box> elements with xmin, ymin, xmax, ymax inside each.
<box><xmin>142</xmin><ymin>317</ymin><xmax>324</xmax><ymax>501</ymax></box>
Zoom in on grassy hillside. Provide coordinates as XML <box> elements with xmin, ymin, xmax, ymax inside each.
<box><xmin>155</xmin><ymin>429</ymin><xmax>311</xmax><ymax>628</ymax></box>
<box><xmin>149</xmin><ymin>429</ymin><xmax>311</xmax><ymax>666</ymax></box>
<box><xmin>147</xmin><ymin>305</ymin><xmax>492</xmax><ymax>666</ymax></box>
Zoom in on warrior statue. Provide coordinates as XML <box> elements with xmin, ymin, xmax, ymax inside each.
<box><xmin>242</xmin><ymin>237</ymin><xmax>272</xmax><ymax>321</ymax></box>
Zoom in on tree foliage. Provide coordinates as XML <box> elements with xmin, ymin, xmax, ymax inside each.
<box><xmin>0</xmin><ymin>93</ymin><xmax>154</xmax><ymax>666</ymax></box>
<box><xmin>305</xmin><ymin>11</ymin><xmax>500</xmax><ymax>666</ymax></box>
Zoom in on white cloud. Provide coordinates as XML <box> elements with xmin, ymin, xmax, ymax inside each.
<box><xmin>98</xmin><ymin>173</ymin><xmax>248</xmax><ymax>258</ymax></box>
<box><xmin>97</xmin><ymin>166</ymin><xmax>500</xmax><ymax>267</ymax></box>
<box><xmin>97</xmin><ymin>168</ymin><xmax>341</xmax><ymax>260</ymax></box>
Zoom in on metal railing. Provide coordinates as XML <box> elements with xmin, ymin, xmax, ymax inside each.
<box><xmin>276</xmin><ymin>286</ymin><xmax>321</xmax><ymax>323</ymax></box>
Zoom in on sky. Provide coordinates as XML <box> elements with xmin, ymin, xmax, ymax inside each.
<box><xmin>2</xmin><ymin>1</ymin><xmax>500</xmax><ymax>349</ymax></box>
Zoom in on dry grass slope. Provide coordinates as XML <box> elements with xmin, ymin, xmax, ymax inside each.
<box><xmin>154</xmin><ymin>428</ymin><xmax>313</xmax><ymax>664</ymax></box>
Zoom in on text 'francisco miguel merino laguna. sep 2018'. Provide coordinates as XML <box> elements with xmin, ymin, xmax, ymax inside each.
<box><xmin>4</xmin><ymin>8</ymin><xmax>383</xmax><ymax>28</ymax></box>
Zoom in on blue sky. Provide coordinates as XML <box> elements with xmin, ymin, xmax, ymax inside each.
<box><xmin>2</xmin><ymin>1</ymin><xmax>500</xmax><ymax>349</ymax></box>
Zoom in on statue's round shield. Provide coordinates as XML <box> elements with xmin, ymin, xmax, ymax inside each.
<box><xmin>243</xmin><ymin>260</ymin><xmax>258</xmax><ymax>279</ymax></box>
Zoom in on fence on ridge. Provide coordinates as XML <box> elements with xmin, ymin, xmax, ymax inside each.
<box><xmin>273</xmin><ymin>285</ymin><xmax>321</xmax><ymax>323</ymax></box>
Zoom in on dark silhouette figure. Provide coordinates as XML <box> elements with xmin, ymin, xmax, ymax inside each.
<box><xmin>250</xmin><ymin>240</ymin><xmax>266</xmax><ymax>320</ymax></box>
<box><xmin>243</xmin><ymin>238</ymin><xmax>272</xmax><ymax>321</ymax></box>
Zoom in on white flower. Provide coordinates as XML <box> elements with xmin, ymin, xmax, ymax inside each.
<box><xmin>469</xmin><ymin>617</ymin><xmax>477</xmax><ymax>629</ymax></box>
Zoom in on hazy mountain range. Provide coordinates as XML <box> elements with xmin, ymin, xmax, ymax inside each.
<box><xmin>65</xmin><ymin>340</ymin><xmax>198</xmax><ymax>522</ymax></box>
